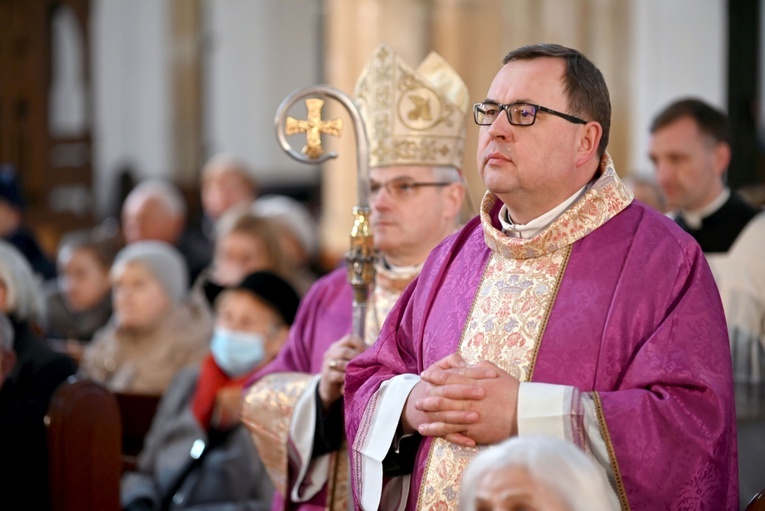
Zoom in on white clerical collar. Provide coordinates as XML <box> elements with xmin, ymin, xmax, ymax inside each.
<box><xmin>379</xmin><ymin>256</ymin><xmax>424</xmax><ymax>277</ymax></box>
<box><xmin>680</xmin><ymin>188</ymin><xmax>730</xmax><ymax>229</ymax></box>
<box><xmin>499</xmin><ymin>184</ymin><xmax>589</xmax><ymax>239</ymax></box>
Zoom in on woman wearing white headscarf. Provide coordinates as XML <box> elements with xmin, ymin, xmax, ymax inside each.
<box><xmin>458</xmin><ymin>435</ymin><xmax>618</xmax><ymax>511</ymax></box>
<box><xmin>80</xmin><ymin>241</ymin><xmax>213</xmax><ymax>394</ymax></box>
<box><xmin>0</xmin><ymin>240</ymin><xmax>77</xmax><ymax>510</ymax></box>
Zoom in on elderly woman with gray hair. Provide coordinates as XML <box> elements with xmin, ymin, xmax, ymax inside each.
<box><xmin>0</xmin><ymin>241</ymin><xmax>78</xmax><ymax>510</ymax></box>
<box><xmin>458</xmin><ymin>436</ymin><xmax>617</xmax><ymax>511</ymax></box>
<box><xmin>80</xmin><ymin>240</ymin><xmax>212</xmax><ymax>394</ymax></box>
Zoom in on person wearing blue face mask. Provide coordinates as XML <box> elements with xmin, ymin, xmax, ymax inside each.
<box><xmin>122</xmin><ymin>270</ymin><xmax>300</xmax><ymax>511</ymax></box>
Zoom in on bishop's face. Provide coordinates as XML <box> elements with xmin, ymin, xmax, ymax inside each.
<box><xmin>476</xmin><ymin>58</ymin><xmax>587</xmax><ymax>224</ymax></box>
<box><xmin>369</xmin><ymin>165</ymin><xmax>461</xmax><ymax>267</ymax></box>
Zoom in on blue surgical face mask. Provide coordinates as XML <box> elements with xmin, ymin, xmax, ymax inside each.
<box><xmin>209</xmin><ymin>326</ymin><xmax>266</xmax><ymax>377</ymax></box>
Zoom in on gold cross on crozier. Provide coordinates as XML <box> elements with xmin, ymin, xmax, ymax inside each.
<box><xmin>285</xmin><ymin>98</ymin><xmax>343</xmax><ymax>159</ymax></box>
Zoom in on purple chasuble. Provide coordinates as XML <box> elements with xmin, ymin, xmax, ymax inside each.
<box><xmin>345</xmin><ymin>198</ymin><xmax>738</xmax><ymax>510</ymax></box>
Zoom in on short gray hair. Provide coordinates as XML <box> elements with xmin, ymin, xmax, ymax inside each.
<box><xmin>432</xmin><ymin>166</ymin><xmax>463</xmax><ymax>184</ymax></box>
<box><xmin>125</xmin><ymin>178</ymin><xmax>187</xmax><ymax>218</ymax></box>
<box><xmin>0</xmin><ymin>313</ymin><xmax>13</xmax><ymax>351</ymax></box>
<box><xmin>0</xmin><ymin>240</ymin><xmax>46</xmax><ymax>325</ymax></box>
<box><xmin>458</xmin><ymin>436</ymin><xmax>615</xmax><ymax>511</ymax></box>
<box><xmin>202</xmin><ymin>152</ymin><xmax>257</xmax><ymax>185</ymax></box>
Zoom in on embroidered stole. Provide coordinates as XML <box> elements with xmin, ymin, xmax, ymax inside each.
<box><xmin>416</xmin><ymin>154</ymin><xmax>633</xmax><ymax>511</ymax></box>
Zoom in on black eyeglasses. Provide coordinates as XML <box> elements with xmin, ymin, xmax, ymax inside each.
<box><xmin>370</xmin><ymin>178</ymin><xmax>452</xmax><ymax>200</ymax></box>
<box><xmin>473</xmin><ymin>102</ymin><xmax>587</xmax><ymax>126</ymax></box>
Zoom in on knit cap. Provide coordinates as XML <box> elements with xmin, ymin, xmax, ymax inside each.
<box><xmin>111</xmin><ymin>241</ymin><xmax>188</xmax><ymax>304</ymax></box>
<box><xmin>231</xmin><ymin>270</ymin><xmax>300</xmax><ymax>325</ymax></box>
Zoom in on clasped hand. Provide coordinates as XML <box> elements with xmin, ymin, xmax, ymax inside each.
<box><xmin>402</xmin><ymin>353</ymin><xmax>520</xmax><ymax>447</ymax></box>
<box><xmin>318</xmin><ymin>334</ymin><xmax>366</xmax><ymax>411</ymax></box>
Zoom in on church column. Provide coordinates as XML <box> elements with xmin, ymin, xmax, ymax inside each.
<box><xmin>321</xmin><ymin>0</ymin><xmax>431</xmax><ymax>263</ymax></box>
<box><xmin>320</xmin><ymin>0</ymin><xmax>632</xmax><ymax>262</ymax></box>
<box><xmin>170</xmin><ymin>0</ymin><xmax>203</xmax><ymax>187</ymax></box>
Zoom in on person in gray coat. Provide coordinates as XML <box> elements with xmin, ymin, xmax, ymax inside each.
<box><xmin>121</xmin><ymin>271</ymin><xmax>300</xmax><ymax>511</ymax></box>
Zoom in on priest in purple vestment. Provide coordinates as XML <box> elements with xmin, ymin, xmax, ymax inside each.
<box><xmin>240</xmin><ymin>45</ymin><xmax>469</xmax><ymax>511</ymax></box>
<box><xmin>344</xmin><ymin>43</ymin><xmax>738</xmax><ymax>511</ymax></box>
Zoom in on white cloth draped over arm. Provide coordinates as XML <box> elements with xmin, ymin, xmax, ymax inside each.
<box><xmin>518</xmin><ymin>382</ymin><xmax>619</xmax><ymax>509</ymax></box>
<box><xmin>353</xmin><ymin>373</ymin><xmax>420</xmax><ymax>511</ymax></box>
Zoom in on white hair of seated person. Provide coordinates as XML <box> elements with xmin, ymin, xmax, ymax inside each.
<box><xmin>125</xmin><ymin>178</ymin><xmax>187</xmax><ymax>219</ymax></box>
<box><xmin>0</xmin><ymin>240</ymin><xmax>46</xmax><ymax>325</ymax></box>
<box><xmin>458</xmin><ymin>436</ymin><xmax>615</xmax><ymax>511</ymax></box>
<box><xmin>202</xmin><ymin>153</ymin><xmax>257</xmax><ymax>183</ymax></box>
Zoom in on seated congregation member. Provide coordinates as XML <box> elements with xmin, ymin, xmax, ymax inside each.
<box><xmin>121</xmin><ymin>271</ymin><xmax>300</xmax><ymax>511</ymax></box>
<box><xmin>121</xmin><ymin>178</ymin><xmax>212</xmax><ymax>287</ymax></box>
<box><xmin>80</xmin><ymin>240</ymin><xmax>212</xmax><ymax>394</ymax></box>
<box><xmin>194</xmin><ymin>206</ymin><xmax>289</xmax><ymax>307</ymax></box>
<box><xmin>458</xmin><ymin>436</ymin><xmax>615</xmax><ymax>511</ymax></box>
<box><xmin>0</xmin><ymin>164</ymin><xmax>56</xmax><ymax>280</ymax></box>
<box><xmin>251</xmin><ymin>194</ymin><xmax>322</xmax><ymax>296</ymax></box>
<box><xmin>199</xmin><ymin>153</ymin><xmax>259</xmax><ymax>244</ymax></box>
<box><xmin>44</xmin><ymin>228</ymin><xmax>120</xmax><ymax>342</ymax></box>
<box><xmin>0</xmin><ymin>242</ymin><xmax>77</xmax><ymax>511</ymax></box>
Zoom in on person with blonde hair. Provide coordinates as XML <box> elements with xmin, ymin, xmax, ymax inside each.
<box><xmin>458</xmin><ymin>436</ymin><xmax>616</xmax><ymax>511</ymax></box>
<box><xmin>251</xmin><ymin>194</ymin><xmax>321</xmax><ymax>296</ymax></box>
<box><xmin>193</xmin><ymin>206</ymin><xmax>290</xmax><ymax>308</ymax></box>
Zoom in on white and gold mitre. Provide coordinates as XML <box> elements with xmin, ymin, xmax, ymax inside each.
<box><xmin>353</xmin><ymin>44</ymin><xmax>469</xmax><ymax>169</ymax></box>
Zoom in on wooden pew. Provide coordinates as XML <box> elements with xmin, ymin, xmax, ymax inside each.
<box><xmin>747</xmin><ymin>487</ymin><xmax>765</xmax><ymax>511</ymax></box>
<box><xmin>46</xmin><ymin>376</ymin><xmax>121</xmax><ymax>511</ymax></box>
<box><xmin>114</xmin><ymin>391</ymin><xmax>162</xmax><ymax>472</ymax></box>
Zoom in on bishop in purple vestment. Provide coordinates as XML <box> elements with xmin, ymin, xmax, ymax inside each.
<box><xmin>241</xmin><ymin>44</ymin><xmax>470</xmax><ymax>511</ymax></box>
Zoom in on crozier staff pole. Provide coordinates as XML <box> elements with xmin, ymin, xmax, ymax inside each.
<box><xmin>275</xmin><ymin>85</ymin><xmax>375</xmax><ymax>340</ymax></box>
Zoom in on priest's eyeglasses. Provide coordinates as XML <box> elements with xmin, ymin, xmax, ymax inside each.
<box><xmin>473</xmin><ymin>102</ymin><xmax>587</xmax><ymax>126</ymax></box>
<box><xmin>370</xmin><ymin>178</ymin><xmax>452</xmax><ymax>200</ymax></box>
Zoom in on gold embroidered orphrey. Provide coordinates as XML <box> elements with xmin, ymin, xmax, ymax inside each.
<box><xmin>415</xmin><ymin>154</ymin><xmax>634</xmax><ymax>511</ymax></box>
<box><xmin>285</xmin><ymin>98</ymin><xmax>343</xmax><ymax>159</ymax></box>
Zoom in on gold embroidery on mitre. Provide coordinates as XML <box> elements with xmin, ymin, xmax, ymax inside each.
<box><xmin>240</xmin><ymin>372</ymin><xmax>313</xmax><ymax>496</ymax></box>
<box><xmin>354</xmin><ymin>44</ymin><xmax>469</xmax><ymax>169</ymax></box>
